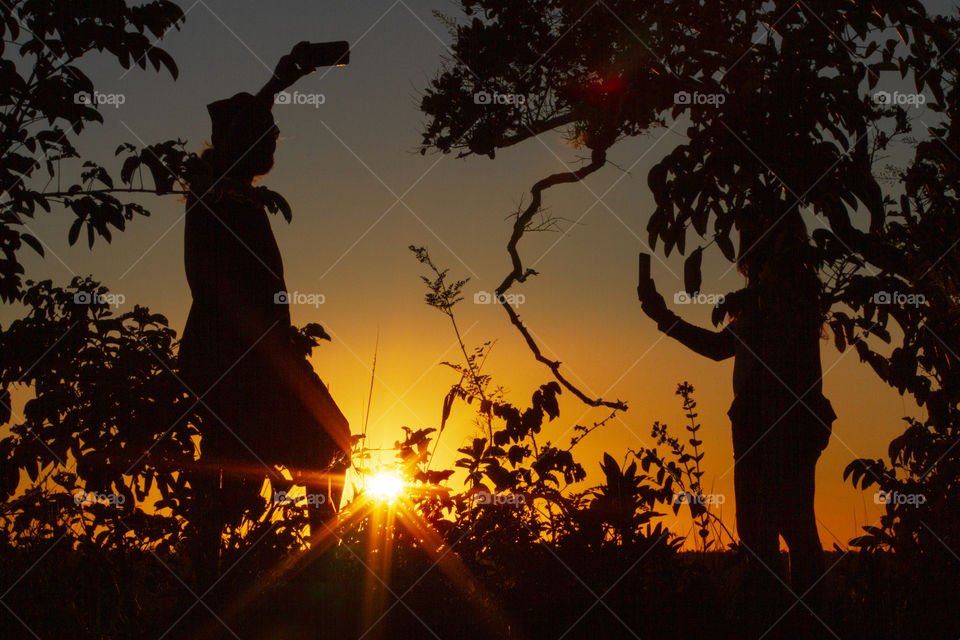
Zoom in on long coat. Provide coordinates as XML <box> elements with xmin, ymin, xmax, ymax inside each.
<box><xmin>178</xmin><ymin>179</ymin><xmax>350</xmax><ymax>477</ymax></box>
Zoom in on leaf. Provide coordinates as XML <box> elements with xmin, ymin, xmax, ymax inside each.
<box><xmin>0</xmin><ymin>388</ymin><xmax>10</xmax><ymax>425</ymax></box>
<box><xmin>20</xmin><ymin>234</ymin><xmax>44</xmax><ymax>257</ymax></box>
<box><xmin>716</xmin><ymin>233</ymin><xmax>735</xmax><ymax>262</ymax></box>
<box><xmin>895</xmin><ymin>24</ymin><xmax>909</xmax><ymax>45</ymax></box>
<box><xmin>684</xmin><ymin>247</ymin><xmax>703</xmax><ymax>296</ymax></box>
<box><xmin>440</xmin><ymin>387</ymin><xmax>456</xmax><ymax>433</ymax></box>
<box><xmin>275</xmin><ymin>193</ymin><xmax>292</xmax><ymax>223</ymax></box>
<box><xmin>146</xmin><ymin>47</ymin><xmax>179</xmax><ymax>80</ymax></box>
<box><xmin>68</xmin><ymin>219</ymin><xmax>82</xmax><ymax>246</ymax></box>
<box><xmin>829</xmin><ymin>319</ymin><xmax>846</xmax><ymax>353</ymax></box>
<box><xmin>539</xmin><ymin>383</ymin><xmax>560</xmax><ymax>421</ymax></box>
<box><xmin>260</xmin><ymin>188</ymin><xmax>293</xmax><ymax>223</ymax></box>
<box><xmin>302</xmin><ymin>323</ymin><xmax>331</xmax><ymax>342</ymax></box>
<box><xmin>119</xmin><ymin>154</ymin><xmax>141</xmax><ymax>186</ymax></box>
<box><xmin>647</xmin><ymin>162</ymin><xmax>668</xmax><ymax>201</ymax></box>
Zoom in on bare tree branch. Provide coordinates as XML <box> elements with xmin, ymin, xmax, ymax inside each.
<box><xmin>494</xmin><ymin>145</ymin><xmax>628</xmax><ymax>411</ymax></box>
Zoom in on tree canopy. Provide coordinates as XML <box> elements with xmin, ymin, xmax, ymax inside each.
<box><xmin>420</xmin><ymin>0</ymin><xmax>958</xmax><ymax>414</ymax></box>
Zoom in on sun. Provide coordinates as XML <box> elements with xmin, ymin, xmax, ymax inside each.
<box><xmin>367</xmin><ymin>471</ymin><xmax>405</xmax><ymax>502</ymax></box>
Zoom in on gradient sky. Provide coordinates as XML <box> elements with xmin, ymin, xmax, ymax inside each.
<box><xmin>4</xmin><ymin>0</ymin><xmax>956</xmax><ymax>548</ymax></box>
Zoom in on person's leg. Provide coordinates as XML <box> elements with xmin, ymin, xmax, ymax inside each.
<box><xmin>779</xmin><ymin>446</ymin><xmax>826</xmax><ymax>635</ymax></box>
<box><xmin>188</xmin><ymin>467</ymin><xmax>224</xmax><ymax>592</ymax></box>
<box><xmin>734</xmin><ymin>446</ymin><xmax>789</xmax><ymax>638</ymax></box>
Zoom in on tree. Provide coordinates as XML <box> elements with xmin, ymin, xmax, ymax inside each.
<box><xmin>0</xmin><ymin>277</ymin><xmax>335</xmax><ymax>554</ymax></box>
<box><xmin>419</xmin><ymin>0</ymin><xmax>949</xmax><ymax>416</ymax></box>
<box><xmin>0</xmin><ymin>278</ymin><xmax>198</xmax><ymax>551</ymax></box>
<box><xmin>0</xmin><ymin>0</ymin><xmax>186</xmax><ymax>302</ymax></box>
<box><xmin>843</xmin><ymin>12</ymin><xmax>960</xmax><ymax>556</ymax></box>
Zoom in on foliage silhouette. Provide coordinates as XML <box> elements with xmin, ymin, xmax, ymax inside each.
<box><xmin>0</xmin><ymin>1</ymin><xmax>298</xmax><ymax>307</ymax></box>
<box><xmin>0</xmin><ymin>278</ymin><xmax>196</xmax><ymax>551</ymax></box>
<box><xmin>420</xmin><ymin>0</ymin><xmax>943</xmax><ymax>331</ymax></box>
<box><xmin>418</xmin><ymin>0</ymin><xmax>960</xmax><ymax>577</ymax></box>
<box><xmin>0</xmin><ymin>1</ymin><xmax>187</xmax><ymax>301</ymax></box>
<box><xmin>843</xmin><ymin>27</ymin><xmax>960</xmax><ymax>558</ymax></box>
<box><xmin>0</xmin><ymin>279</ymin><xmax>330</xmax><ymax>554</ymax></box>
<box><xmin>635</xmin><ymin>382</ymin><xmax>735</xmax><ymax>553</ymax></box>
<box><xmin>417</xmin><ymin>2</ymin><xmax>950</xmax><ymax>410</ymax></box>
<box><xmin>0</xmin><ymin>250</ymin><xmax>957</xmax><ymax>638</ymax></box>
<box><xmin>406</xmin><ymin>246</ymin><xmax>695</xmax><ymax>556</ymax></box>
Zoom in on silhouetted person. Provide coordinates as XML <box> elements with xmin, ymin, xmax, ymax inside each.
<box><xmin>179</xmin><ymin>43</ymin><xmax>352</xmax><ymax>590</ymax></box>
<box><xmin>638</xmin><ymin>216</ymin><xmax>834</xmax><ymax>636</ymax></box>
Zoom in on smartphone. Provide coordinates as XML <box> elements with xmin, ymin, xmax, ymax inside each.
<box><xmin>638</xmin><ymin>252</ymin><xmax>652</xmax><ymax>298</ymax></box>
<box><xmin>302</xmin><ymin>41</ymin><xmax>350</xmax><ymax>68</ymax></box>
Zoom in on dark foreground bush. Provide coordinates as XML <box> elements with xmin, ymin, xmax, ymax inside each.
<box><xmin>1</xmin><ymin>542</ymin><xmax>958</xmax><ymax>640</ymax></box>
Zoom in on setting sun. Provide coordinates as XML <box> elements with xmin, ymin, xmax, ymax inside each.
<box><xmin>366</xmin><ymin>472</ymin><xmax>405</xmax><ymax>502</ymax></box>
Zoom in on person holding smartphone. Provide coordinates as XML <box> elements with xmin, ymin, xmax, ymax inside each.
<box><xmin>179</xmin><ymin>41</ymin><xmax>352</xmax><ymax>589</ymax></box>
<box><xmin>638</xmin><ymin>216</ymin><xmax>835</xmax><ymax>635</ymax></box>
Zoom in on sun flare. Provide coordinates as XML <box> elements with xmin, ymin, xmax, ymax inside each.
<box><xmin>367</xmin><ymin>472</ymin><xmax>405</xmax><ymax>502</ymax></box>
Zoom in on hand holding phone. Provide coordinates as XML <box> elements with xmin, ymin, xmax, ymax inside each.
<box><xmin>262</xmin><ymin>41</ymin><xmax>351</xmax><ymax>102</ymax></box>
<box><xmin>292</xmin><ymin>41</ymin><xmax>350</xmax><ymax>68</ymax></box>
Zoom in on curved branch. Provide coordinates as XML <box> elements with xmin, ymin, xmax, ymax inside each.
<box><xmin>453</xmin><ymin>113</ymin><xmax>579</xmax><ymax>159</ymax></box>
<box><xmin>495</xmin><ymin>146</ymin><xmax>628</xmax><ymax>411</ymax></box>
<box><xmin>497</xmin><ymin>113</ymin><xmax>579</xmax><ymax>150</ymax></box>
<box><xmin>46</xmin><ymin>187</ymin><xmax>187</xmax><ymax>197</ymax></box>
<box><xmin>0</xmin><ymin>187</ymin><xmax>189</xmax><ymax>212</ymax></box>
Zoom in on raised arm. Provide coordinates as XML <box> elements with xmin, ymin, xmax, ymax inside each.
<box><xmin>638</xmin><ymin>284</ymin><xmax>735</xmax><ymax>362</ymax></box>
<box><xmin>255</xmin><ymin>41</ymin><xmax>350</xmax><ymax>109</ymax></box>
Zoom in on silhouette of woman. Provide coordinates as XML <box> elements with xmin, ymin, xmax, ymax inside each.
<box><xmin>638</xmin><ymin>215</ymin><xmax>834</xmax><ymax>632</ymax></box>
<box><xmin>179</xmin><ymin>43</ymin><xmax>351</xmax><ymax>586</ymax></box>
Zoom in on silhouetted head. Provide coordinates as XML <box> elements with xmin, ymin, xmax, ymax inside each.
<box><xmin>737</xmin><ymin>214</ymin><xmax>825</xmax><ymax>328</ymax></box>
<box><xmin>736</xmin><ymin>214</ymin><xmax>812</xmax><ymax>287</ymax></box>
<box><xmin>206</xmin><ymin>92</ymin><xmax>279</xmax><ymax>182</ymax></box>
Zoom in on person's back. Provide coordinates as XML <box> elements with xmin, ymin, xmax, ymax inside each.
<box><xmin>727</xmin><ymin>274</ymin><xmax>833</xmax><ymax>458</ymax></box>
<box><xmin>180</xmin><ymin>174</ymin><xmax>289</xmax><ymax>392</ymax></box>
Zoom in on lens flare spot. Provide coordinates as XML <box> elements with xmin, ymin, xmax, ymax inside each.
<box><xmin>367</xmin><ymin>472</ymin><xmax>405</xmax><ymax>502</ymax></box>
